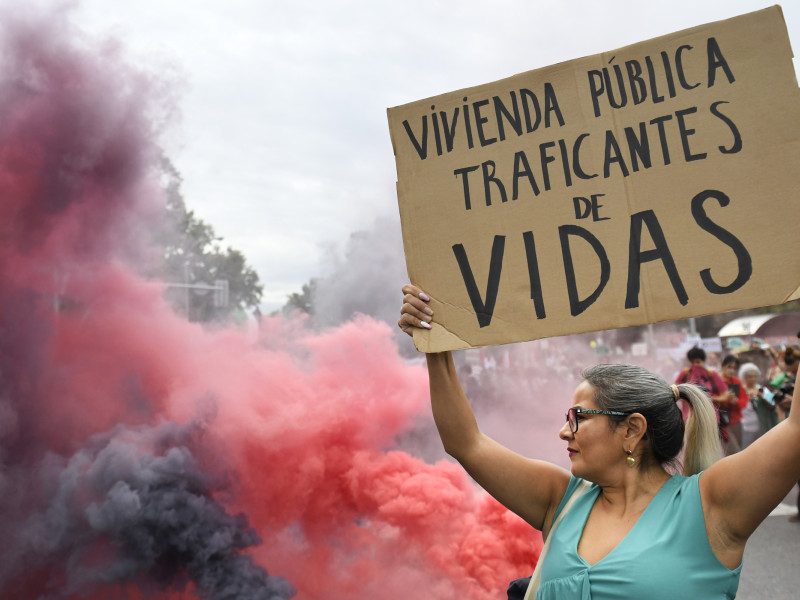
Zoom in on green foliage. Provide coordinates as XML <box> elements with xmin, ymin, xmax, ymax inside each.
<box><xmin>282</xmin><ymin>279</ymin><xmax>316</xmax><ymax>317</ymax></box>
<box><xmin>153</xmin><ymin>155</ymin><xmax>263</xmax><ymax>323</ymax></box>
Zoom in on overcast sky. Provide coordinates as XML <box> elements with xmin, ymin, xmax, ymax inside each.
<box><xmin>63</xmin><ymin>0</ymin><xmax>800</xmax><ymax>312</ymax></box>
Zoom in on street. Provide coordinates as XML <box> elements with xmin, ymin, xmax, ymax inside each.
<box><xmin>737</xmin><ymin>488</ymin><xmax>800</xmax><ymax>599</ymax></box>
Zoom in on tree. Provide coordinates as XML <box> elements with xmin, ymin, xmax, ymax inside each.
<box><xmin>282</xmin><ymin>279</ymin><xmax>316</xmax><ymax>317</ymax></box>
<box><xmin>152</xmin><ymin>155</ymin><xmax>263</xmax><ymax>323</ymax></box>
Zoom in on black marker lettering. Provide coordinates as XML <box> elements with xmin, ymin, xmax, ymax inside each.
<box><xmin>573</xmin><ymin>133</ymin><xmax>598</xmax><ymax>180</ymax></box>
<box><xmin>559</xmin><ymin>225</ymin><xmax>610</xmax><ymax>316</ymax></box>
<box><xmin>676</xmin><ymin>107</ymin><xmax>707</xmax><ymax>162</ymax></box>
<box><xmin>603</xmin><ymin>130</ymin><xmax>629</xmax><ymax>177</ymax></box>
<box><xmin>512</xmin><ymin>151</ymin><xmax>540</xmax><ymax>199</ymax></box>
<box><xmin>473</xmin><ymin>99</ymin><xmax>496</xmax><ymax>147</ymax></box>
<box><xmin>625</xmin><ymin>210</ymin><xmax>688</xmax><ymax>309</ymax></box>
<box><xmin>625</xmin><ymin>122</ymin><xmax>652</xmax><ymax>172</ymax></box>
<box><xmin>675</xmin><ymin>45</ymin><xmax>700</xmax><ymax>90</ymax></box>
<box><xmin>691</xmin><ymin>189</ymin><xmax>752</xmax><ymax>294</ymax></box>
<box><xmin>440</xmin><ymin>108</ymin><xmax>460</xmax><ymax>153</ymax></box>
<box><xmin>521</xmin><ymin>88</ymin><xmax>541</xmax><ymax>132</ymax></box>
<box><xmin>462</xmin><ymin>97</ymin><xmax>474</xmax><ymax>149</ymax></box>
<box><xmin>588</xmin><ymin>69</ymin><xmax>605</xmax><ymax>117</ymax></box>
<box><xmin>710</xmin><ymin>101</ymin><xmax>742</xmax><ymax>154</ymax></box>
<box><xmin>626</xmin><ymin>59</ymin><xmax>647</xmax><ymax>105</ymax></box>
<box><xmin>482</xmin><ymin>160</ymin><xmax>508</xmax><ymax>206</ymax></box>
<box><xmin>454</xmin><ymin>165</ymin><xmax>480</xmax><ymax>210</ymax></box>
<box><xmin>452</xmin><ymin>236</ymin><xmax>506</xmax><ymax>327</ymax></box>
<box><xmin>539</xmin><ymin>141</ymin><xmax>557</xmax><ymax>191</ymax></box>
<box><xmin>523</xmin><ymin>231</ymin><xmax>547</xmax><ymax>319</ymax></box>
<box><xmin>660</xmin><ymin>50</ymin><xmax>677</xmax><ymax>98</ymax></box>
<box><xmin>543</xmin><ymin>82</ymin><xmax>565</xmax><ymax>127</ymax></box>
<box><xmin>494</xmin><ymin>92</ymin><xmax>522</xmax><ymax>141</ymax></box>
<box><xmin>603</xmin><ymin>60</ymin><xmax>628</xmax><ymax>110</ymax></box>
<box><xmin>649</xmin><ymin>114</ymin><xmax>673</xmax><ymax>165</ymax></box>
<box><xmin>707</xmin><ymin>37</ymin><xmax>735</xmax><ymax>86</ymax></box>
<box><xmin>402</xmin><ymin>118</ymin><xmax>428</xmax><ymax>160</ymax></box>
<box><xmin>646</xmin><ymin>56</ymin><xmax>665</xmax><ymax>104</ymax></box>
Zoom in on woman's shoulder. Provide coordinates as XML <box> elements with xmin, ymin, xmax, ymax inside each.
<box><xmin>673</xmin><ymin>472</ymin><xmax>699</xmax><ymax>490</ymax></box>
<box><xmin>646</xmin><ymin>473</ymin><xmax>701</xmax><ymax>510</ymax></box>
<box><xmin>552</xmin><ymin>476</ymin><xmax>596</xmax><ymax>520</ymax></box>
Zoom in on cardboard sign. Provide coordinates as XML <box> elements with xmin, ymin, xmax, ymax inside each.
<box><xmin>388</xmin><ymin>6</ymin><xmax>800</xmax><ymax>352</ymax></box>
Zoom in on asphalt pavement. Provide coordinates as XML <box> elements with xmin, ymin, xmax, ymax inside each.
<box><xmin>737</xmin><ymin>486</ymin><xmax>800</xmax><ymax>599</ymax></box>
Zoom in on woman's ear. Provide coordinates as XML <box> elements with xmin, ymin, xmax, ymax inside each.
<box><xmin>624</xmin><ymin>413</ymin><xmax>648</xmax><ymax>443</ymax></box>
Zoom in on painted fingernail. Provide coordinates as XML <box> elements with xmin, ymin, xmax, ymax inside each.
<box><xmin>420</xmin><ymin>292</ymin><xmax>430</xmax><ymax>301</ymax></box>
<box><xmin>424</xmin><ymin>306</ymin><xmax>433</xmax><ymax>315</ymax></box>
<box><xmin>421</xmin><ymin>321</ymin><xmax>432</xmax><ymax>329</ymax></box>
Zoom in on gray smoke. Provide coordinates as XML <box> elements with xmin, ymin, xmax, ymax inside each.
<box><xmin>311</xmin><ymin>214</ymin><xmax>416</xmax><ymax>354</ymax></box>
<box><xmin>313</xmin><ymin>215</ymin><xmax>407</xmax><ymax>324</ymax></box>
<box><xmin>9</xmin><ymin>419</ymin><xmax>295</xmax><ymax>600</ymax></box>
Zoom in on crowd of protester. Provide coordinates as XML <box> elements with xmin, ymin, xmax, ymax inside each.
<box><xmin>670</xmin><ymin>342</ymin><xmax>799</xmax><ymax>522</ymax></box>
<box><xmin>672</xmin><ymin>346</ymin><xmax>796</xmax><ymax>448</ymax></box>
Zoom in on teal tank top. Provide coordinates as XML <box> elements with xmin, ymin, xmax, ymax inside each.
<box><xmin>537</xmin><ymin>474</ymin><xmax>742</xmax><ymax>599</ymax></box>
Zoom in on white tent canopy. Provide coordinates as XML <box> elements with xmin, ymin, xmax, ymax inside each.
<box><xmin>718</xmin><ymin>313</ymin><xmax>800</xmax><ymax>338</ymax></box>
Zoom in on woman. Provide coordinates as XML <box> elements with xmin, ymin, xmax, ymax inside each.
<box><xmin>738</xmin><ymin>362</ymin><xmax>776</xmax><ymax>448</ymax></box>
<box><xmin>719</xmin><ymin>355</ymin><xmax>749</xmax><ymax>454</ymax></box>
<box><xmin>399</xmin><ymin>284</ymin><xmax>800</xmax><ymax>599</ymax></box>
<box><xmin>769</xmin><ymin>346</ymin><xmax>798</xmax><ymax>420</ymax></box>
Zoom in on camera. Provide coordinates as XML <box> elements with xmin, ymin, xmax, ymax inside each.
<box><xmin>771</xmin><ymin>379</ymin><xmax>794</xmax><ymax>406</ymax></box>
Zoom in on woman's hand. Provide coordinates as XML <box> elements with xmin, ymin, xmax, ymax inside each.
<box><xmin>398</xmin><ymin>284</ymin><xmax>434</xmax><ymax>336</ymax></box>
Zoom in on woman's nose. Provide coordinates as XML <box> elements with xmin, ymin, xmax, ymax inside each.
<box><xmin>559</xmin><ymin>421</ymin><xmax>573</xmax><ymax>440</ymax></box>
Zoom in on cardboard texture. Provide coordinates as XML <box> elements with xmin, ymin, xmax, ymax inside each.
<box><xmin>388</xmin><ymin>6</ymin><xmax>800</xmax><ymax>352</ymax></box>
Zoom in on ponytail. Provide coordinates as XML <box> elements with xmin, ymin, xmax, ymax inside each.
<box><xmin>677</xmin><ymin>383</ymin><xmax>722</xmax><ymax>476</ymax></box>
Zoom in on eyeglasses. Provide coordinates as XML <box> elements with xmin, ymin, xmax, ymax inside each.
<box><xmin>565</xmin><ymin>407</ymin><xmax>630</xmax><ymax>433</ymax></box>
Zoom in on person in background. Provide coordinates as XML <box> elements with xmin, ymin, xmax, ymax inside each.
<box><xmin>675</xmin><ymin>347</ymin><xmax>728</xmax><ymax>404</ymax></box>
<box><xmin>769</xmin><ymin>346</ymin><xmax>798</xmax><ymax>420</ymax></box>
<box><xmin>675</xmin><ymin>346</ymin><xmax>729</xmax><ymax>446</ymax></box>
<box><xmin>736</xmin><ymin>341</ymin><xmax>775</xmax><ymax>388</ymax></box>
<box><xmin>738</xmin><ymin>362</ymin><xmax>772</xmax><ymax>449</ymax></box>
<box><xmin>720</xmin><ymin>355</ymin><xmax>748</xmax><ymax>454</ymax></box>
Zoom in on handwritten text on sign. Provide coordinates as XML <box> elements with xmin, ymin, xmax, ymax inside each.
<box><xmin>388</xmin><ymin>7</ymin><xmax>800</xmax><ymax>351</ymax></box>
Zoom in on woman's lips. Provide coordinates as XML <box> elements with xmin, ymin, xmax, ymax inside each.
<box><xmin>568</xmin><ymin>448</ymin><xmax>578</xmax><ymax>457</ymax></box>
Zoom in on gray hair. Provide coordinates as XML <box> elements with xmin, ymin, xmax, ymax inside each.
<box><xmin>738</xmin><ymin>362</ymin><xmax>761</xmax><ymax>380</ymax></box>
<box><xmin>582</xmin><ymin>363</ymin><xmax>721</xmax><ymax>476</ymax></box>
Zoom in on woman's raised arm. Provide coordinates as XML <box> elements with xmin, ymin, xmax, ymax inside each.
<box><xmin>399</xmin><ymin>284</ymin><xmax>570</xmax><ymax>534</ymax></box>
<box><xmin>700</xmin><ymin>375</ymin><xmax>800</xmax><ymax>565</ymax></box>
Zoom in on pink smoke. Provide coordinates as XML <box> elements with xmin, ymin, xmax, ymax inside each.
<box><xmin>0</xmin><ymin>6</ymin><xmax>540</xmax><ymax>599</ymax></box>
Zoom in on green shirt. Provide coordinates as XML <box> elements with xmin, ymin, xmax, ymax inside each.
<box><xmin>537</xmin><ymin>474</ymin><xmax>741</xmax><ymax>599</ymax></box>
